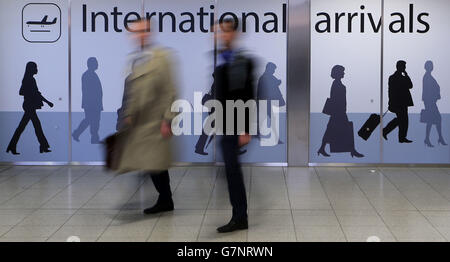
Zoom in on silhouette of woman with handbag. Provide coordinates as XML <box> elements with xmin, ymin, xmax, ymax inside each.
<box><xmin>6</xmin><ymin>62</ymin><xmax>54</xmax><ymax>155</ymax></box>
<box><xmin>421</xmin><ymin>61</ymin><xmax>447</xmax><ymax>147</ymax></box>
<box><xmin>317</xmin><ymin>65</ymin><xmax>364</xmax><ymax>158</ymax></box>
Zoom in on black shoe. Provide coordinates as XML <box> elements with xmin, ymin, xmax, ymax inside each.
<box><xmin>399</xmin><ymin>138</ymin><xmax>413</xmax><ymax>144</ymax></box>
<box><xmin>40</xmin><ymin>147</ymin><xmax>52</xmax><ymax>153</ymax></box>
<box><xmin>195</xmin><ymin>149</ymin><xmax>208</xmax><ymax>155</ymax></box>
<box><xmin>72</xmin><ymin>133</ymin><xmax>80</xmax><ymax>142</ymax></box>
<box><xmin>424</xmin><ymin>139</ymin><xmax>434</xmax><ymax>148</ymax></box>
<box><xmin>143</xmin><ymin>199</ymin><xmax>174</xmax><ymax>215</ymax></box>
<box><xmin>238</xmin><ymin>149</ymin><xmax>247</xmax><ymax>155</ymax></box>
<box><xmin>382</xmin><ymin>132</ymin><xmax>388</xmax><ymax>141</ymax></box>
<box><xmin>350</xmin><ymin>150</ymin><xmax>364</xmax><ymax>158</ymax></box>
<box><xmin>317</xmin><ymin>148</ymin><xmax>330</xmax><ymax>157</ymax></box>
<box><xmin>6</xmin><ymin>147</ymin><xmax>20</xmax><ymax>155</ymax></box>
<box><xmin>217</xmin><ymin>219</ymin><xmax>248</xmax><ymax>233</ymax></box>
<box><xmin>438</xmin><ymin>138</ymin><xmax>448</xmax><ymax>146</ymax></box>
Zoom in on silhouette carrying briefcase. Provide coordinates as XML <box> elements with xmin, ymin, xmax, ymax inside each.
<box><xmin>104</xmin><ymin>130</ymin><xmax>128</xmax><ymax>171</ymax></box>
<box><xmin>358</xmin><ymin>111</ymin><xmax>388</xmax><ymax>141</ymax></box>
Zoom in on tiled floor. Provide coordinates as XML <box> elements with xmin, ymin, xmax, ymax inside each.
<box><xmin>0</xmin><ymin>165</ymin><xmax>449</xmax><ymax>242</ymax></box>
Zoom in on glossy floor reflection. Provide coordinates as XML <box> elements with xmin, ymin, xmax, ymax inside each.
<box><xmin>0</xmin><ymin>165</ymin><xmax>449</xmax><ymax>242</ymax></box>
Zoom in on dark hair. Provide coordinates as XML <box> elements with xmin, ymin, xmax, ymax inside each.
<box><xmin>220</xmin><ymin>18</ymin><xmax>239</xmax><ymax>31</ymax></box>
<box><xmin>331</xmin><ymin>65</ymin><xmax>345</xmax><ymax>79</ymax></box>
<box><xmin>23</xmin><ymin>62</ymin><xmax>37</xmax><ymax>79</ymax></box>
<box><xmin>396</xmin><ymin>60</ymin><xmax>406</xmax><ymax>69</ymax></box>
<box><xmin>130</xmin><ymin>17</ymin><xmax>151</xmax><ymax>32</ymax></box>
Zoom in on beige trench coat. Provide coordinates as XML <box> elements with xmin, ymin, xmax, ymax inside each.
<box><xmin>117</xmin><ymin>47</ymin><xmax>177</xmax><ymax>174</ymax></box>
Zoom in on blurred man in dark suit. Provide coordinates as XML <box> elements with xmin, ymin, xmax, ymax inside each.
<box><xmin>215</xmin><ymin>18</ymin><xmax>255</xmax><ymax>233</ymax></box>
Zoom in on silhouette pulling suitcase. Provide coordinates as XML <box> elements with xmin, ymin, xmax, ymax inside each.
<box><xmin>358</xmin><ymin>111</ymin><xmax>388</xmax><ymax>141</ymax></box>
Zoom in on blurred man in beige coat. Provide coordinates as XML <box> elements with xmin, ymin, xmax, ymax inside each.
<box><xmin>118</xmin><ymin>18</ymin><xmax>178</xmax><ymax>215</ymax></box>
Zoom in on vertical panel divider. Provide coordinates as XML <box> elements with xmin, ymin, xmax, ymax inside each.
<box><xmin>380</xmin><ymin>0</ymin><xmax>385</xmax><ymax>164</ymax></box>
<box><xmin>286</xmin><ymin>0</ymin><xmax>290</xmax><ymax>165</ymax></box>
<box><xmin>287</xmin><ymin>0</ymin><xmax>310</xmax><ymax>166</ymax></box>
<box><xmin>68</xmin><ymin>0</ymin><xmax>72</xmax><ymax>164</ymax></box>
<box><xmin>213</xmin><ymin>0</ymin><xmax>218</xmax><ymax>164</ymax></box>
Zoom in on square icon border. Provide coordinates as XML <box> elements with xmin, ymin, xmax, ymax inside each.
<box><xmin>22</xmin><ymin>2</ymin><xmax>62</xmax><ymax>43</ymax></box>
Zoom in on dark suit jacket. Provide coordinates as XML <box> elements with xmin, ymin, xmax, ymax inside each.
<box><xmin>388</xmin><ymin>71</ymin><xmax>414</xmax><ymax>112</ymax></box>
<box><xmin>214</xmin><ymin>51</ymin><xmax>255</xmax><ymax>135</ymax></box>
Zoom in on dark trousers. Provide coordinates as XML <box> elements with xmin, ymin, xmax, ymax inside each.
<box><xmin>8</xmin><ymin>110</ymin><xmax>49</xmax><ymax>149</ymax></box>
<box><xmin>220</xmin><ymin>135</ymin><xmax>248</xmax><ymax>221</ymax></box>
<box><xmin>195</xmin><ymin>131</ymin><xmax>209</xmax><ymax>152</ymax></box>
<box><xmin>73</xmin><ymin>109</ymin><xmax>101</xmax><ymax>143</ymax></box>
<box><xmin>383</xmin><ymin>107</ymin><xmax>409</xmax><ymax>140</ymax></box>
<box><xmin>149</xmin><ymin>170</ymin><xmax>172</xmax><ymax>202</ymax></box>
<box><xmin>195</xmin><ymin>119</ymin><xmax>215</xmax><ymax>153</ymax></box>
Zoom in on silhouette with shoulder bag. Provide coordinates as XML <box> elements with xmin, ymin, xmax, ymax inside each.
<box><xmin>7</xmin><ymin>62</ymin><xmax>53</xmax><ymax>155</ymax></box>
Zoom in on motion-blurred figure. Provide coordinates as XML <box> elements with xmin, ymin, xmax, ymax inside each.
<box><xmin>72</xmin><ymin>57</ymin><xmax>103</xmax><ymax>144</ymax></box>
<box><xmin>215</xmin><ymin>19</ymin><xmax>255</xmax><ymax>233</ymax></box>
<box><xmin>422</xmin><ymin>61</ymin><xmax>447</xmax><ymax>147</ymax></box>
<box><xmin>117</xmin><ymin>18</ymin><xmax>178</xmax><ymax>215</ymax></box>
<box><xmin>116</xmin><ymin>62</ymin><xmax>136</xmax><ymax>132</ymax></box>
<box><xmin>7</xmin><ymin>62</ymin><xmax>53</xmax><ymax>155</ymax></box>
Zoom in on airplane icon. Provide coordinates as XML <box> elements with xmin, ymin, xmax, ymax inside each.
<box><xmin>22</xmin><ymin>3</ymin><xmax>61</xmax><ymax>43</ymax></box>
<box><xmin>26</xmin><ymin>15</ymin><xmax>57</xmax><ymax>27</ymax></box>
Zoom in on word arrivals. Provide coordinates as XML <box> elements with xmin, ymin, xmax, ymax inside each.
<box><xmin>315</xmin><ymin>4</ymin><xmax>430</xmax><ymax>33</ymax></box>
<box><xmin>82</xmin><ymin>4</ymin><xmax>287</xmax><ymax>33</ymax></box>
<box><xmin>177</xmin><ymin>247</ymin><xmax>211</xmax><ymax>260</ymax></box>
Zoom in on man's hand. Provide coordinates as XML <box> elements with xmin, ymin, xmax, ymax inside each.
<box><xmin>238</xmin><ymin>133</ymin><xmax>251</xmax><ymax>147</ymax></box>
<box><xmin>124</xmin><ymin>117</ymin><xmax>132</xmax><ymax>126</ymax></box>
<box><xmin>161</xmin><ymin>120</ymin><xmax>173</xmax><ymax>139</ymax></box>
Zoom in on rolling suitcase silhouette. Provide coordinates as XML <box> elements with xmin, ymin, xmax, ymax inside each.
<box><xmin>358</xmin><ymin>111</ymin><xmax>388</xmax><ymax>141</ymax></box>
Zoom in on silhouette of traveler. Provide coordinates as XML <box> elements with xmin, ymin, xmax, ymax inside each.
<box><xmin>72</xmin><ymin>57</ymin><xmax>103</xmax><ymax>144</ymax></box>
<box><xmin>317</xmin><ymin>65</ymin><xmax>364</xmax><ymax>158</ymax></box>
<box><xmin>383</xmin><ymin>60</ymin><xmax>414</xmax><ymax>143</ymax></box>
<box><xmin>421</xmin><ymin>61</ymin><xmax>447</xmax><ymax>147</ymax></box>
<box><xmin>195</xmin><ymin>78</ymin><xmax>216</xmax><ymax>156</ymax></box>
<box><xmin>256</xmin><ymin>62</ymin><xmax>285</xmax><ymax>144</ymax></box>
<box><xmin>6</xmin><ymin>62</ymin><xmax>54</xmax><ymax>155</ymax></box>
